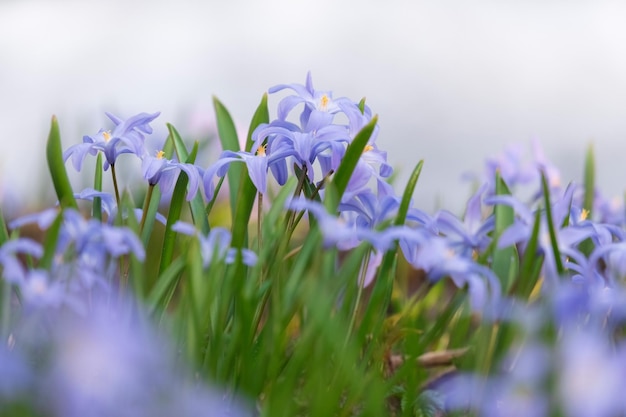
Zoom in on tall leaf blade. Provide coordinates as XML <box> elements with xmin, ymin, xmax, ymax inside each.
<box><xmin>213</xmin><ymin>96</ymin><xmax>242</xmax><ymax>219</ymax></box>
<box><xmin>359</xmin><ymin>160</ymin><xmax>425</xmax><ymax>338</ymax></box>
<box><xmin>46</xmin><ymin>116</ymin><xmax>77</xmax><ymax>209</ymax></box>
<box><xmin>231</xmin><ymin>93</ymin><xmax>269</xmax><ymax>250</ymax></box>
<box><xmin>167</xmin><ymin>123</ymin><xmax>210</xmax><ymax>235</ymax></box>
<box><xmin>541</xmin><ymin>171</ymin><xmax>565</xmax><ymax>276</ymax></box>
<box><xmin>92</xmin><ymin>153</ymin><xmax>103</xmax><ymax>221</ymax></box>
<box><xmin>492</xmin><ymin>173</ymin><xmax>517</xmax><ymax>292</ymax></box>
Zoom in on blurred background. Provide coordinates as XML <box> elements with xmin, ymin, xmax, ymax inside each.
<box><xmin>2</xmin><ymin>0</ymin><xmax>626</xmax><ymax>216</ymax></box>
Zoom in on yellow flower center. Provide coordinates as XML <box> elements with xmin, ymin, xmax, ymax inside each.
<box><xmin>102</xmin><ymin>131</ymin><xmax>111</xmax><ymax>142</ymax></box>
<box><xmin>580</xmin><ymin>208</ymin><xmax>589</xmax><ymax>222</ymax></box>
<box><xmin>256</xmin><ymin>144</ymin><xmax>267</xmax><ymax>156</ymax></box>
<box><xmin>320</xmin><ymin>94</ymin><xmax>330</xmax><ymax>111</ymax></box>
<box><xmin>156</xmin><ymin>150</ymin><xmax>165</xmax><ymax>160</ymax></box>
<box><xmin>363</xmin><ymin>145</ymin><xmax>374</xmax><ymax>153</ymax></box>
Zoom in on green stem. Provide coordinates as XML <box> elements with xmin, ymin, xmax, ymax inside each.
<box><xmin>139</xmin><ymin>184</ymin><xmax>155</xmax><ymax>234</ymax></box>
<box><xmin>257</xmin><ymin>192</ymin><xmax>263</xmax><ymax>254</ymax></box>
<box><xmin>345</xmin><ymin>250</ymin><xmax>372</xmax><ymax>346</ymax></box>
<box><xmin>110</xmin><ymin>164</ymin><xmax>121</xmax><ymax>213</ymax></box>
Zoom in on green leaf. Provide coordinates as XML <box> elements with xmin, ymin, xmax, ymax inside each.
<box><xmin>541</xmin><ymin>171</ymin><xmax>565</xmax><ymax>275</ymax></box>
<box><xmin>492</xmin><ymin>172</ymin><xmax>518</xmax><ymax>291</ymax></box>
<box><xmin>395</xmin><ymin>160</ymin><xmax>424</xmax><ymax>226</ymax></box>
<box><xmin>359</xmin><ymin>160</ymin><xmax>424</xmax><ymax>340</ymax></box>
<box><xmin>231</xmin><ymin>93</ymin><xmax>270</xmax><ymax>250</ymax></box>
<box><xmin>583</xmin><ymin>143</ymin><xmax>595</xmax><ymax>217</ymax></box>
<box><xmin>39</xmin><ymin>211</ymin><xmax>63</xmax><ymax>270</ymax></box>
<box><xmin>167</xmin><ymin>123</ymin><xmax>210</xmax><ymax>235</ymax></box>
<box><xmin>515</xmin><ymin>209</ymin><xmax>544</xmax><ymax>299</ymax></box>
<box><xmin>46</xmin><ymin>116</ymin><xmax>77</xmax><ymax>209</ymax></box>
<box><xmin>0</xmin><ymin>208</ymin><xmax>9</xmax><ymax>246</ymax></box>
<box><xmin>579</xmin><ymin>144</ymin><xmax>596</xmax><ymax>257</ymax></box>
<box><xmin>213</xmin><ymin>96</ymin><xmax>242</xmax><ymax>219</ymax></box>
<box><xmin>158</xmin><ymin>161</ymin><xmax>193</xmax><ymax>276</ymax></box>
<box><xmin>147</xmin><ymin>257</ymin><xmax>185</xmax><ymax>316</ymax></box>
<box><xmin>92</xmin><ymin>153</ymin><xmax>103</xmax><ymax>221</ymax></box>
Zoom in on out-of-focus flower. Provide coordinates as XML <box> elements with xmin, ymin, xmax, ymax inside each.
<box><xmin>0</xmin><ymin>238</ymin><xmax>43</xmax><ymax>284</ymax></box>
<box><xmin>434</xmin><ymin>183</ymin><xmax>494</xmax><ymax>257</ymax></box>
<box><xmin>9</xmin><ymin>208</ymin><xmax>144</xmax><ymax>292</ymax></box>
<box><xmin>557</xmin><ymin>329</ymin><xmax>626</xmax><ymax>417</ymax></box>
<box><xmin>399</xmin><ymin>235</ymin><xmax>501</xmax><ymax>310</ymax></box>
<box><xmin>6</xmin><ymin>295</ymin><xmax>250</xmax><ymax>417</ymax></box>
<box><xmin>172</xmin><ymin>222</ymin><xmax>257</xmax><ymax>267</ymax></box>
<box><xmin>63</xmin><ymin>111</ymin><xmax>160</xmax><ymax>171</ymax></box>
<box><xmin>486</xmin><ymin>184</ymin><xmax>594</xmax><ymax>283</ymax></box>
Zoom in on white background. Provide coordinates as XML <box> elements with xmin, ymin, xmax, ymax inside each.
<box><xmin>2</xmin><ymin>0</ymin><xmax>626</xmax><ymax>215</ymax></box>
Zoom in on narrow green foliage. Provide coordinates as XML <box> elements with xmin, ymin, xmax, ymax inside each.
<box><xmin>244</xmin><ymin>93</ymin><xmax>269</xmax><ymax>152</ymax></box>
<box><xmin>358</xmin><ymin>97</ymin><xmax>367</xmax><ymax>114</ymax></box>
<box><xmin>213</xmin><ymin>96</ymin><xmax>243</xmax><ymax>218</ymax></box>
<box><xmin>167</xmin><ymin>123</ymin><xmax>210</xmax><ymax>234</ymax></box>
<box><xmin>515</xmin><ymin>210</ymin><xmax>544</xmax><ymax>299</ymax></box>
<box><xmin>583</xmin><ymin>143</ymin><xmax>595</xmax><ymax>217</ymax></box>
<box><xmin>146</xmin><ymin>257</ymin><xmax>185</xmax><ymax>316</ymax></box>
<box><xmin>46</xmin><ymin>116</ymin><xmax>77</xmax><ymax>209</ymax></box>
<box><xmin>579</xmin><ymin>144</ymin><xmax>596</xmax><ymax>257</ymax></box>
<box><xmin>492</xmin><ymin>172</ymin><xmax>517</xmax><ymax>292</ymax></box>
<box><xmin>359</xmin><ymin>160</ymin><xmax>424</xmax><ymax>341</ymax></box>
<box><xmin>92</xmin><ymin>153</ymin><xmax>103</xmax><ymax>221</ymax></box>
<box><xmin>541</xmin><ymin>172</ymin><xmax>565</xmax><ymax>275</ymax></box>
<box><xmin>396</xmin><ymin>160</ymin><xmax>424</xmax><ymax>226</ymax></box>
<box><xmin>39</xmin><ymin>211</ymin><xmax>63</xmax><ymax>270</ymax></box>
<box><xmin>158</xmin><ymin>163</ymin><xmax>193</xmax><ymax>277</ymax></box>
<box><xmin>0</xmin><ymin>208</ymin><xmax>10</xmax><ymax>340</ymax></box>
<box><xmin>231</xmin><ymin>93</ymin><xmax>270</xmax><ymax>250</ymax></box>
<box><xmin>0</xmin><ymin>209</ymin><xmax>8</xmax><ymax>246</ymax></box>
<box><xmin>330</xmin><ymin>115</ymin><xmax>378</xmax><ymax>205</ymax></box>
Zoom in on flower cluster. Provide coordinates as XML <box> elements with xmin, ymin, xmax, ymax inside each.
<box><xmin>5</xmin><ymin>74</ymin><xmax>626</xmax><ymax>416</ymax></box>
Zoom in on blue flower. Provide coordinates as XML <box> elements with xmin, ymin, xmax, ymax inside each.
<box><xmin>202</xmin><ymin>144</ymin><xmax>294</xmax><ymax>201</ymax></box>
<box><xmin>172</xmin><ymin>221</ymin><xmax>257</xmax><ymax>267</ymax></box>
<box><xmin>269</xmin><ymin>71</ymin><xmax>364</xmax><ymax>132</ymax></box>
<box><xmin>142</xmin><ymin>150</ymin><xmax>202</xmax><ymax>201</ymax></box>
<box><xmin>434</xmin><ymin>183</ymin><xmax>494</xmax><ymax>257</ymax></box>
<box><xmin>64</xmin><ymin>111</ymin><xmax>160</xmax><ymax>171</ymax></box>
<box><xmin>0</xmin><ymin>238</ymin><xmax>43</xmax><ymax>284</ymax></box>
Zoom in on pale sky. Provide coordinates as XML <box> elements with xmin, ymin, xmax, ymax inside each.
<box><xmin>2</xmin><ymin>0</ymin><xmax>626</xmax><ymax>215</ymax></box>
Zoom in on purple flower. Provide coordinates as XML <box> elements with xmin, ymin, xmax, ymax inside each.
<box><xmin>0</xmin><ymin>238</ymin><xmax>43</xmax><ymax>284</ymax></box>
<box><xmin>268</xmin><ymin>71</ymin><xmax>364</xmax><ymax>132</ymax></box>
<box><xmin>63</xmin><ymin>111</ymin><xmax>160</xmax><ymax>171</ymax></box>
<box><xmin>252</xmin><ymin>119</ymin><xmax>351</xmax><ymax>184</ymax></box>
<box><xmin>172</xmin><ymin>221</ymin><xmax>257</xmax><ymax>267</ymax></box>
<box><xmin>486</xmin><ymin>184</ymin><xmax>594</xmax><ymax>283</ymax></box>
<box><xmin>202</xmin><ymin>144</ymin><xmax>293</xmax><ymax>201</ymax></box>
<box><xmin>9</xmin><ymin>208</ymin><xmax>145</xmax><ymax>291</ymax></box>
<box><xmin>557</xmin><ymin>329</ymin><xmax>626</xmax><ymax>417</ymax></box>
<box><xmin>74</xmin><ymin>188</ymin><xmax>167</xmax><ymax>225</ymax></box>
<box><xmin>19</xmin><ymin>269</ymin><xmax>70</xmax><ymax>310</ymax></box>
<box><xmin>142</xmin><ymin>150</ymin><xmax>201</xmax><ymax>201</ymax></box>
<box><xmin>399</xmin><ymin>235</ymin><xmax>501</xmax><ymax>310</ymax></box>
<box><xmin>434</xmin><ymin>183</ymin><xmax>494</xmax><ymax>257</ymax></box>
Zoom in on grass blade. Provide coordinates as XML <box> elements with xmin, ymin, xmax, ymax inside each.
<box><xmin>213</xmin><ymin>96</ymin><xmax>242</xmax><ymax>219</ymax></box>
<box><xmin>46</xmin><ymin>116</ymin><xmax>77</xmax><ymax>209</ymax></box>
<box><xmin>167</xmin><ymin>123</ymin><xmax>210</xmax><ymax>234</ymax></box>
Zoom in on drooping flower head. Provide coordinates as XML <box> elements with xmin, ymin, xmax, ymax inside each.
<box><xmin>64</xmin><ymin>111</ymin><xmax>160</xmax><ymax>171</ymax></box>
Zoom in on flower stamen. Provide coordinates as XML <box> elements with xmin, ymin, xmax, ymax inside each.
<box><xmin>256</xmin><ymin>144</ymin><xmax>267</xmax><ymax>156</ymax></box>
